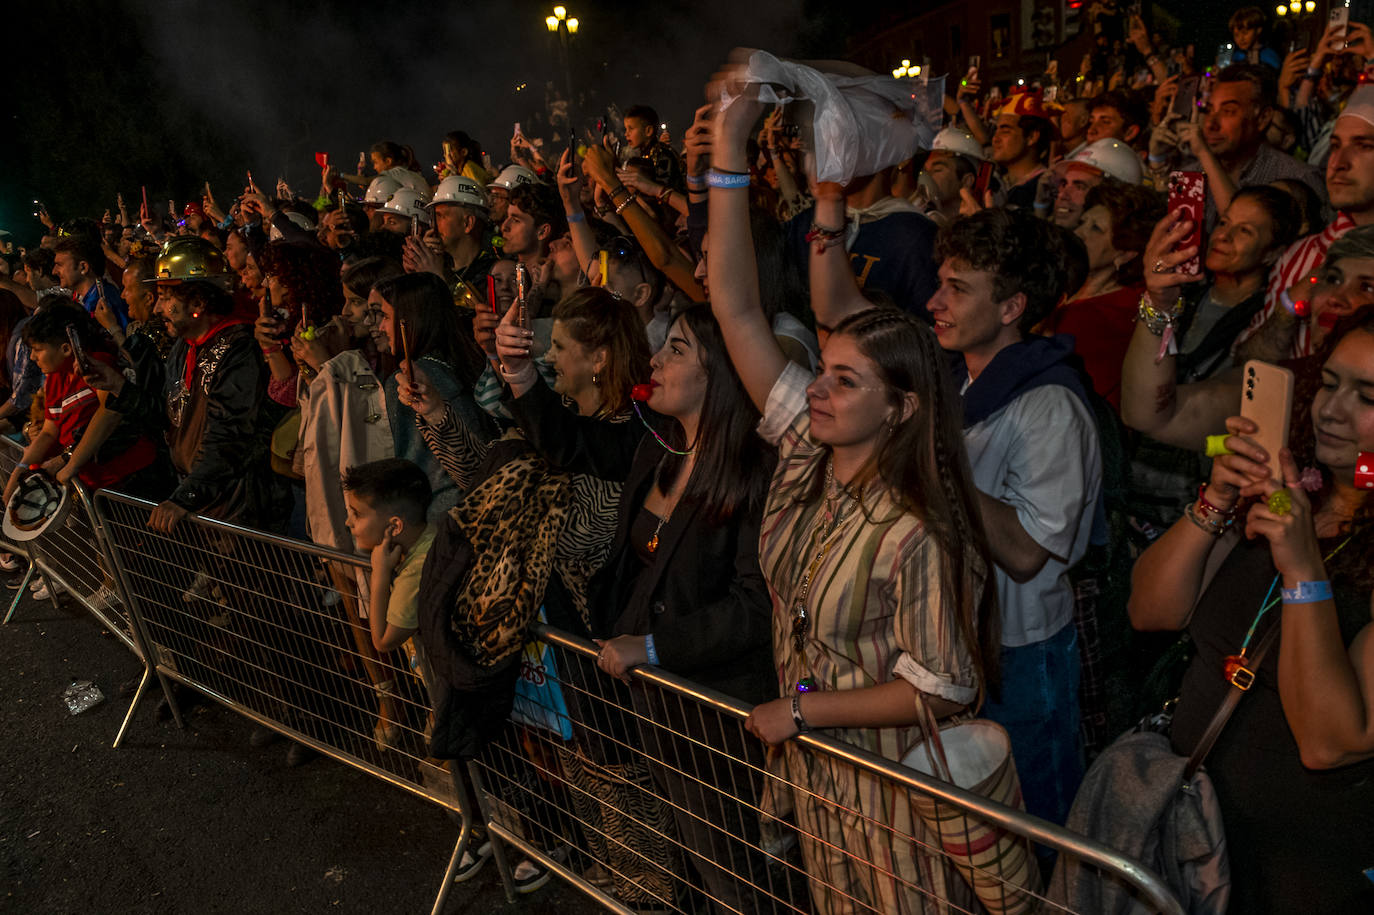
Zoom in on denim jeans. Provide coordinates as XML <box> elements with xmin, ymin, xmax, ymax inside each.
<box><xmin>981</xmin><ymin>622</ymin><xmax>1084</xmax><ymax>828</ymax></box>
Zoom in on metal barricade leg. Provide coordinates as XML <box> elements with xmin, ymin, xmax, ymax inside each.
<box><xmin>3</xmin><ymin>559</ymin><xmax>36</xmax><ymax>625</ymax></box>
<box><xmin>466</xmin><ymin>762</ymin><xmax>518</xmax><ymax>904</ymax></box>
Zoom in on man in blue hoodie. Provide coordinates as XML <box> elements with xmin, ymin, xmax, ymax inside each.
<box><xmin>928</xmin><ymin>208</ymin><xmax>1102</xmax><ymax>830</ymax></box>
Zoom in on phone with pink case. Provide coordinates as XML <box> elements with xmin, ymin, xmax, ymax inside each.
<box><xmin>1168</xmin><ymin>171</ymin><xmax>1206</xmax><ymax>275</ymax></box>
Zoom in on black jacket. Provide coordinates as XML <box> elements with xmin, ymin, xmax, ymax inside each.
<box><xmin>509</xmin><ymin>378</ymin><xmax>776</xmax><ymax>705</ymax></box>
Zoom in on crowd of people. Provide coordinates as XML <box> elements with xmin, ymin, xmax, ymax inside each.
<box><xmin>2</xmin><ymin>5</ymin><xmax>1373</xmax><ymax>912</ymax></box>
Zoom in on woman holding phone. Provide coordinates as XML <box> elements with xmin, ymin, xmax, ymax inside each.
<box><xmin>370</xmin><ymin>272</ymin><xmax>494</xmax><ymax>520</ymax></box>
<box><xmin>1128</xmin><ymin>309</ymin><xmax>1374</xmax><ymax>914</ymax></box>
<box><xmin>495</xmin><ymin>297</ymin><xmax>780</xmax><ymax>913</ymax></box>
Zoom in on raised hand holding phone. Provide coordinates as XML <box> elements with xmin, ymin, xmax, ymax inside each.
<box><xmin>1239</xmin><ymin>360</ymin><xmax>1295</xmax><ymax>486</ymax></box>
<box><xmin>493</xmin><ymin>300</ymin><xmax>535</xmax><ymax>384</ymax></box>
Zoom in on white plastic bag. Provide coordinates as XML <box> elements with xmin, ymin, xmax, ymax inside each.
<box><xmin>720</xmin><ymin>50</ymin><xmax>944</xmax><ymax>185</ymax></box>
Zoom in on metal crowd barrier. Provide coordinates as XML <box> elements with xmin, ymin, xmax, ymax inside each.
<box><xmin>89</xmin><ymin>490</ymin><xmax>478</xmax><ymax>915</ymax></box>
<box><xmin>0</xmin><ymin>436</ymin><xmax>141</xmax><ymax>662</ymax></box>
<box><xmin>0</xmin><ymin>475</ymin><xmax>1184</xmax><ymax>915</ymax></box>
<box><xmin>469</xmin><ymin>625</ymin><xmax>1186</xmax><ymax>915</ymax></box>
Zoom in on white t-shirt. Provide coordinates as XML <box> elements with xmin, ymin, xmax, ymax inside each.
<box><xmin>961</xmin><ymin>383</ymin><xmax>1102</xmax><ymax>647</ymax></box>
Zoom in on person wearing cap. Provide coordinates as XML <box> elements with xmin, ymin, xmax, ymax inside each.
<box><xmin>1237</xmin><ymin>82</ymin><xmax>1374</xmax><ymax>360</ymax></box>
<box><xmin>1050</xmin><ymin>138</ymin><xmax>1144</xmax><ymax>229</ymax></box>
<box><xmin>361</xmin><ymin>174</ymin><xmax>404</xmax><ymax>233</ymax></box>
<box><xmin>990</xmin><ymin>92</ymin><xmax>1057</xmax><ymax>210</ymax></box>
<box><xmin>410</xmin><ymin>176</ymin><xmax>496</xmax><ymax>292</ymax></box>
<box><xmin>377</xmin><ymin>188</ymin><xmax>430</xmax><ymax>237</ymax></box>
<box><xmin>914</xmin><ymin>127</ymin><xmax>986</xmax><ymax>227</ymax></box>
<box><xmin>486</xmin><ymin>164</ymin><xmax>539</xmax><ymax>226</ymax></box>
<box><xmin>88</xmin><ymin>238</ymin><xmax>276</xmax><ymax>532</ymax></box>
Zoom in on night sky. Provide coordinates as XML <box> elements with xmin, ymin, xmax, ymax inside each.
<box><xmin>5</xmin><ymin>0</ymin><xmax>1240</xmax><ymax>248</ymax></box>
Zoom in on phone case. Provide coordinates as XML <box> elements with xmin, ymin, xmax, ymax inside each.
<box><xmin>1168</xmin><ymin>171</ymin><xmax>1206</xmax><ymax>275</ymax></box>
<box><xmin>1239</xmin><ymin>361</ymin><xmax>1295</xmax><ymax>484</ymax></box>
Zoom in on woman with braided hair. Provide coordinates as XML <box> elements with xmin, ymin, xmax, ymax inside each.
<box><xmin>706</xmin><ymin>81</ymin><xmax>999</xmax><ymax>914</ymax></box>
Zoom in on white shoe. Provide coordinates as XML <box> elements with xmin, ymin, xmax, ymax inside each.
<box><xmin>512</xmin><ymin>858</ymin><xmax>551</xmax><ymax>894</ymax></box>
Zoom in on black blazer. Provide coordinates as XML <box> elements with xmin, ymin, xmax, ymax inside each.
<box><xmin>509</xmin><ymin>378</ymin><xmax>776</xmax><ymax>705</ymax></box>
<box><xmin>593</xmin><ymin>439</ymin><xmax>776</xmax><ymax>705</ymax></box>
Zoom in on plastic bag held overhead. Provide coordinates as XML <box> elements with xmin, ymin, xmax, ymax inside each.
<box><xmin>719</xmin><ymin>50</ymin><xmax>941</xmax><ymax>186</ymax></box>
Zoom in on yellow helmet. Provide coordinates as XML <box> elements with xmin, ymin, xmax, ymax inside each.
<box><xmin>149</xmin><ymin>237</ymin><xmax>231</xmax><ymax>286</ymax></box>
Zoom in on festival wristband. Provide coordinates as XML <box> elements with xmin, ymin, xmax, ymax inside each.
<box><xmin>707</xmin><ymin>169</ymin><xmax>751</xmax><ymax>189</ymax></box>
<box><xmin>1281</xmin><ymin>580</ymin><xmax>1333</xmax><ymax>604</ymax></box>
<box><xmin>566</xmin><ymin>211</ymin><xmax>585</xmax><ymax>224</ymax></box>
<box><xmin>1204</xmin><ymin>435</ymin><xmax>1233</xmax><ymax>458</ymax></box>
<box><xmin>645</xmin><ymin>634</ymin><xmax>659</xmax><ymax>666</ymax></box>
<box><xmin>685</xmin><ymin>174</ymin><xmax>707</xmax><ymax>189</ymax></box>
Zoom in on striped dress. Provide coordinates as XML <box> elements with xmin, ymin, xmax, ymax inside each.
<box><xmin>757</xmin><ymin>363</ymin><xmax>979</xmax><ymax>915</ymax></box>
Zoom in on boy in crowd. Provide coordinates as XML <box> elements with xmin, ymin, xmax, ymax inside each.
<box><xmin>342</xmin><ymin>458</ymin><xmax>435</xmax><ymax>658</ymax></box>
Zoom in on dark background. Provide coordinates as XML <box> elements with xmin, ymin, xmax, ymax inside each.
<box><xmin>4</xmin><ymin>0</ymin><xmax>1245</xmax><ymax>249</ymax></box>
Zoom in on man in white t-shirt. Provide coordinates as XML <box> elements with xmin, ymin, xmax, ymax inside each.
<box><xmin>928</xmin><ymin>208</ymin><xmax>1103</xmax><ymax>828</ymax></box>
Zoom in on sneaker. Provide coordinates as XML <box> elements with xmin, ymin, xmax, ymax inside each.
<box><xmin>32</xmin><ymin>579</ymin><xmax>63</xmax><ymax>601</ymax></box>
<box><xmin>453</xmin><ymin>840</ymin><xmax>493</xmax><ymax>883</ymax></box>
<box><xmin>0</xmin><ymin>552</ymin><xmax>21</xmax><ymax>571</ymax></box>
<box><xmin>513</xmin><ymin>858</ymin><xmax>551</xmax><ymax>895</ymax></box>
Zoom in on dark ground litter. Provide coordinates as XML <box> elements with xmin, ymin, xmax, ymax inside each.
<box><xmin>0</xmin><ymin>583</ymin><xmax>604</xmax><ymax>914</ymax></box>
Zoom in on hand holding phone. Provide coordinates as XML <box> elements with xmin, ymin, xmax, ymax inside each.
<box><xmin>65</xmin><ymin>325</ymin><xmax>95</xmax><ymax>376</ymax></box>
<box><xmin>1167</xmin><ymin>171</ymin><xmax>1206</xmax><ymax>276</ymax></box>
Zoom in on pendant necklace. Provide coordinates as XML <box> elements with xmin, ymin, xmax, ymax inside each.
<box><xmin>790</xmin><ymin>461</ymin><xmax>849</xmax><ymax>659</ymax></box>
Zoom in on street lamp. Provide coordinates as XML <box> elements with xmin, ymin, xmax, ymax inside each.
<box><xmin>546</xmin><ymin>6</ymin><xmax>580</xmax><ymax>152</ymax></box>
<box><xmin>892</xmin><ymin>59</ymin><xmax>922</xmax><ymax>79</ymax></box>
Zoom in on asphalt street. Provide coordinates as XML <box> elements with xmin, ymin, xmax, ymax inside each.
<box><xmin>0</xmin><ymin>581</ymin><xmax>603</xmax><ymax>914</ymax></box>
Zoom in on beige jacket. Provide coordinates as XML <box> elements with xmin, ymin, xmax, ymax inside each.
<box><xmin>296</xmin><ymin>349</ymin><xmax>394</xmax><ymax>552</ymax></box>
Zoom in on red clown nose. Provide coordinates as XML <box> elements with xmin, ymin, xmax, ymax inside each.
<box><xmin>631</xmin><ymin>381</ymin><xmax>658</xmax><ymax>402</ymax></box>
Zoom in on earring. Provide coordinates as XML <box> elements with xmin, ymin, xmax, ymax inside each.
<box><xmin>592</xmin><ymin>371</ymin><xmax>600</xmax><ymax>384</ymax></box>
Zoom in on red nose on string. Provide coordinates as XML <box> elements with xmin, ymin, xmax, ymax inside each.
<box><xmin>1356</xmin><ymin>452</ymin><xmax>1374</xmax><ymax>491</ymax></box>
<box><xmin>631</xmin><ymin>381</ymin><xmax>657</xmax><ymax>402</ymax></box>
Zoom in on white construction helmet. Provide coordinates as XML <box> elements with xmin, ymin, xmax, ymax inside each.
<box><xmin>1055</xmin><ymin>138</ymin><xmax>1143</xmax><ymax>185</ymax></box>
<box><xmin>384</xmin><ymin>167</ymin><xmax>432</xmax><ymax>197</ymax></box>
<box><xmin>364</xmin><ymin>174</ymin><xmax>403</xmax><ymax>206</ymax></box>
<box><xmin>380</xmin><ymin>187</ymin><xmax>431</xmax><ymax>224</ymax></box>
<box><xmin>930</xmin><ymin>127</ymin><xmax>987</xmax><ymax>162</ymax></box>
<box><xmin>268</xmin><ymin>211</ymin><xmax>316</xmax><ymax>242</ymax></box>
<box><xmin>488</xmin><ymin>165</ymin><xmax>539</xmax><ymax>191</ymax></box>
<box><xmin>430</xmin><ymin>176</ymin><xmax>489</xmax><ymax>211</ymax></box>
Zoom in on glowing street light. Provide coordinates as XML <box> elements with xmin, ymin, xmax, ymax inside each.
<box><xmin>892</xmin><ymin>59</ymin><xmax>922</xmax><ymax>79</ymax></box>
<box><xmin>547</xmin><ymin>6</ymin><xmax>578</xmax><ymax>33</ymax></box>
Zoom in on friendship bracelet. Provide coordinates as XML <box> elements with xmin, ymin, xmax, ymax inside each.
<box><xmin>791</xmin><ymin>694</ymin><xmax>810</xmax><ymax>733</ymax></box>
<box><xmin>1185</xmin><ymin>501</ymin><xmax>1230</xmax><ymax>536</ymax></box>
<box><xmin>707</xmin><ymin>169</ymin><xmax>752</xmax><ymax>189</ymax></box>
<box><xmin>1281</xmin><ymin>580</ymin><xmax>1333</xmax><ymax>604</ymax></box>
<box><xmin>1197</xmin><ymin>483</ymin><xmax>1237</xmax><ymax>518</ymax></box>
<box><xmin>614</xmin><ymin>192</ymin><xmax>639</xmax><ymax>215</ymax></box>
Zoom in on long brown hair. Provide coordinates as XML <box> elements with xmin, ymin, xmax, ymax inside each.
<box><xmin>826</xmin><ymin>308</ymin><xmax>1001</xmax><ymax>700</ymax></box>
<box><xmin>552</xmin><ymin>287</ymin><xmax>651</xmax><ymax>416</ymax></box>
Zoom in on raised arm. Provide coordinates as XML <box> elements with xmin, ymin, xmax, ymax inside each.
<box><xmin>809</xmin><ymin>184</ymin><xmax>873</xmax><ymax>340</ymax></box>
<box><xmin>555</xmin><ymin>149</ymin><xmax>599</xmax><ymax>283</ymax></box>
<box><xmin>704</xmin><ymin>76</ymin><xmax>788</xmax><ymax>414</ymax></box>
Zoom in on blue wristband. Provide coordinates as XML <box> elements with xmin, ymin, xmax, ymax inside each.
<box><xmin>644</xmin><ymin>634</ymin><xmax>659</xmax><ymax>666</ymax></box>
<box><xmin>707</xmin><ymin>169</ymin><xmax>751</xmax><ymax>189</ymax></box>
<box><xmin>1281</xmin><ymin>580</ymin><xmax>1333</xmax><ymax>604</ymax></box>
<box><xmin>566</xmin><ymin>211</ymin><xmax>585</xmax><ymax>224</ymax></box>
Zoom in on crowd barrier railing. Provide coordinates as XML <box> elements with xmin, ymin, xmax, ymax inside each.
<box><xmin>468</xmin><ymin>624</ymin><xmax>1186</xmax><ymax>915</ymax></box>
<box><xmin>0</xmin><ymin>479</ymin><xmax>1184</xmax><ymax>915</ymax></box>
<box><xmin>0</xmin><ymin>437</ymin><xmax>142</xmax><ymax>663</ymax></box>
<box><xmin>89</xmin><ymin>490</ymin><xmax>482</xmax><ymax>915</ymax></box>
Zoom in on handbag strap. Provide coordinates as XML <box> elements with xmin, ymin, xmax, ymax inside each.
<box><xmin>914</xmin><ymin>694</ymin><xmax>956</xmax><ymax>784</ymax></box>
<box><xmin>1182</xmin><ymin>620</ymin><xmax>1281</xmax><ymax>782</ymax></box>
